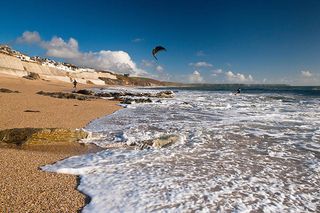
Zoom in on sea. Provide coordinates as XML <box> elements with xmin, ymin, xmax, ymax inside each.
<box><xmin>42</xmin><ymin>85</ymin><xmax>320</xmax><ymax>213</ymax></box>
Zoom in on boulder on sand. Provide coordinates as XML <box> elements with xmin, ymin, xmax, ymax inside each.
<box><xmin>0</xmin><ymin>128</ymin><xmax>88</xmax><ymax>145</ymax></box>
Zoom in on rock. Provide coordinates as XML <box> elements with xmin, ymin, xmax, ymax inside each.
<box><xmin>23</xmin><ymin>72</ymin><xmax>40</xmax><ymax>80</ymax></box>
<box><xmin>37</xmin><ymin>91</ymin><xmax>94</xmax><ymax>101</ymax></box>
<box><xmin>0</xmin><ymin>128</ymin><xmax>88</xmax><ymax>145</ymax></box>
<box><xmin>120</xmin><ymin>98</ymin><xmax>152</xmax><ymax>104</ymax></box>
<box><xmin>138</xmin><ymin>135</ymin><xmax>179</xmax><ymax>150</ymax></box>
<box><xmin>136</xmin><ymin>98</ymin><xmax>152</xmax><ymax>103</ymax></box>
<box><xmin>75</xmin><ymin>89</ymin><xmax>94</xmax><ymax>95</ymax></box>
<box><xmin>152</xmin><ymin>135</ymin><xmax>179</xmax><ymax>148</ymax></box>
<box><xmin>0</xmin><ymin>88</ymin><xmax>19</xmax><ymax>93</ymax></box>
<box><xmin>65</xmin><ymin>89</ymin><xmax>174</xmax><ymax>103</ymax></box>
<box><xmin>95</xmin><ymin>92</ymin><xmax>112</xmax><ymax>97</ymax></box>
<box><xmin>120</xmin><ymin>98</ymin><xmax>133</xmax><ymax>104</ymax></box>
<box><xmin>155</xmin><ymin>91</ymin><xmax>174</xmax><ymax>98</ymax></box>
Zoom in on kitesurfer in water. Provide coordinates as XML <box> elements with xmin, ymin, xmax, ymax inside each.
<box><xmin>235</xmin><ymin>88</ymin><xmax>241</xmax><ymax>95</ymax></box>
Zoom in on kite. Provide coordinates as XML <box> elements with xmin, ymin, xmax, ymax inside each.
<box><xmin>152</xmin><ymin>46</ymin><xmax>166</xmax><ymax>60</ymax></box>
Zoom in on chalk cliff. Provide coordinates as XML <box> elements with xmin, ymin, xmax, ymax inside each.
<box><xmin>0</xmin><ymin>45</ymin><xmax>117</xmax><ymax>85</ymax></box>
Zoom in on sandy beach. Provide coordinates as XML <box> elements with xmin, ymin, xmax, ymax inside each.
<box><xmin>0</xmin><ymin>74</ymin><xmax>121</xmax><ymax>212</ymax></box>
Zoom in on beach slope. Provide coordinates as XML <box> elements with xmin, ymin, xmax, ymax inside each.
<box><xmin>0</xmin><ymin>75</ymin><xmax>121</xmax><ymax>212</ymax></box>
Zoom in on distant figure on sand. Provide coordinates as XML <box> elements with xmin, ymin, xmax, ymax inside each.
<box><xmin>73</xmin><ymin>79</ymin><xmax>77</xmax><ymax>90</ymax></box>
<box><xmin>235</xmin><ymin>88</ymin><xmax>241</xmax><ymax>95</ymax></box>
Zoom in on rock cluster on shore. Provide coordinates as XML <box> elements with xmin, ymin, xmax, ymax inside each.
<box><xmin>77</xmin><ymin>89</ymin><xmax>174</xmax><ymax>104</ymax></box>
<box><xmin>36</xmin><ymin>89</ymin><xmax>175</xmax><ymax>104</ymax></box>
<box><xmin>36</xmin><ymin>91</ymin><xmax>95</xmax><ymax>101</ymax></box>
<box><xmin>0</xmin><ymin>128</ymin><xmax>179</xmax><ymax>151</ymax></box>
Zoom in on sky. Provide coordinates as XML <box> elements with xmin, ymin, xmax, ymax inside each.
<box><xmin>1</xmin><ymin>0</ymin><xmax>320</xmax><ymax>85</ymax></box>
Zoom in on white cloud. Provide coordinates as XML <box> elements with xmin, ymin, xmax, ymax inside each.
<box><xmin>141</xmin><ymin>59</ymin><xmax>165</xmax><ymax>72</ymax></box>
<box><xmin>225</xmin><ymin>71</ymin><xmax>254</xmax><ymax>83</ymax></box>
<box><xmin>211</xmin><ymin>69</ymin><xmax>223</xmax><ymax>77</ymax></box>
<box><xmin>301</xmin><ymin>70</ymin><xmax>313</xmax><ymax>78</ymax></box>
<box><xmin>212</xmin><ymin>69</ymin><xmax>223</xmax><ymax>74</ymax></box>
<box><xmin>156</xmin><ymin>65</ymin><xmax>164</xmax><ymax>72</ymax></box>
<box><xmin>17</xmin><ymin>31</ymin><xmax>147</xmax><ymax>76</ymax></box>
<box><xmin>295</xmin><ymin>70</ymin><xmax>320</xmax><ymax>85</ymax></box>
<box><xmin>189</xmin><ymin>61</ymin><xmax>213</xmax><ymax>68</ymax></box>
<box><xmin>76</xmin><ymin>50</ymin><xmax>146</xmax><ymax>75</ymax></box>
<box><xmin>189</xmin><ymin>70</ymin><xmax>203</xmax><ymax>83</ymax></box>
<box><xmin>17</xmin><ymin>31</ymin><xmax>41</xmax><ymax>44</ymax></box>
<box><xmin>132</xmin><ymin>38</ymin><xmax>143</xmax><ymax>43</ymax></box>
<box><xmin>141</xmin><ymin>59</ymin><xmax>154</xmax><ymax>67</ymax></box>
<box><xmin>42</xmin><ymin>36</ymin><xmax>80</xmax><ymax>58</ymax></box>
<box><xmin>139</xmin><ymin>59</ymin><xmax>169</xmax><ymax>80</ymax></box>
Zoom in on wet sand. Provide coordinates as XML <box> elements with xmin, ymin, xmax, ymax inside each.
<box><xmin>0</xmin><ymin>74</ymin><xmax>121</xmax><ymax>212</ymax></box>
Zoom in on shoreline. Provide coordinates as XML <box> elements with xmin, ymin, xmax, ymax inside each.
<box><xmin>0</xmin><ymin>75</ymin><xmax>122</xmax><ymax>212</ymax></box>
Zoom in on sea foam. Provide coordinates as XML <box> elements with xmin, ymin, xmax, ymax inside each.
<box><xmin>42</xmin><ymin>88</ymin><xmax>320</xmax><ymax>212</ymax></box>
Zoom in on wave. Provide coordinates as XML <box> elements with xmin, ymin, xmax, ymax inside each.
<box><xmin>42</xmin><ymin>88</ymin><xmax>320</xmax><ymax>212</ymax></box>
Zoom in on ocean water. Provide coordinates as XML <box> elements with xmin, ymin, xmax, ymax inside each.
<box><xmin>42</xmin><ymin>86</ymin><xmax>320</xmax><ymax>212</ymax></box>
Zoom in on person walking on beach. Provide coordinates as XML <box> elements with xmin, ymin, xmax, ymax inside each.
<box><xmin>73</xmin><ymin>79</ymin><xmax>77</xmax><ymax>91</ymax></box>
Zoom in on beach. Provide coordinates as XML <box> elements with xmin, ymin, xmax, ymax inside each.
<box><xmin>0</xmin><ymin>74</ymin><xmax>121</xmax><ymax>212</ymax></box>
<box><xmin>1</xmin><ymin>74</ymin><xmax>320</xmax><ymax>212</ymax></box>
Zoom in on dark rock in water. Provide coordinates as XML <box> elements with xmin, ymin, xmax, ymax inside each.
<box><xmin>75</xmin><ymin>89</ymin><xmax>94</xmax><ymax>95</ymax></box>
<box><xmin>138</xmin><ymin>135</ymin><xmax>179</xmax><ymax>150</ymax></box>
<box><xmin>120</xmin><ymin>98</ymin><xmax>133</xmax><ymax>104</ymax></box>
<box><xmin>138</xmin><ymin>98</ymin><xmax>152</xmax><ymax>103</ymax></box>
<box><xmin>0</xmin><ymin>88</ymin><xmax>20</xmax><ymax>93</ymax></box>
<box><xmin>95</xmin><ymin>92</ymin><xmax>112</xmax><ymax>97</ymax></box>
<box><xmin>120</xmin><ymin>97</ymin><xmax>152</xmax><ymax>104</ymax></box>
<box><xmin>61</xmin><ymin>89</ymin><xmax>175</xmax><ymax>103</ymax></box>
<box><xmin>94</xmin><ymin>135</ymin><xmax>179</xmax><ymax>150</ymax></box>
<box><xmin>155</xmin><ymin>91</ymin><xmax>174</xmax><ymax>98</ymax></box>
<box><xmin>37</xmin><ymin>91</ymin><xmax>94</xmax><ymax>101</ymax></box>
<box><xmin>0</xmin><ymin>128</ymin><xmax>88</xmax><ymax>145</ymax></box>
<box><xmin>152</xmin><ymin>135</ymin><xmax>179</xmax><ymax>148</ymax></box>
<box><xmin>23</xmin><ymin>72</ymin><xmax>40</xmax><ymax>80</ymax></box>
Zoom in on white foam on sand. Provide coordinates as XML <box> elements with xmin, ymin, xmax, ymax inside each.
<box><xmin>42</xmin><ymin>88</ymin><xmax>320</xmax><ymax>212</ymax></box>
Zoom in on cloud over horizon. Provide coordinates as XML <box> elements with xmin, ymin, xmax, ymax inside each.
<box><xmin>16</xmin><ymin>31</ymin><xmax>147</xmax><ymax>76</ymax></box>
<box><xmin>301</xmin><ymin>70</ymin><xmax>313</xmax><ymax>78</ymax></box>
<box><xmin>211</xmin><ymin>68</ymin><xmax>223</xmax><ymax>77</ymax></box>
<box><xmin>225</xmin><ymin>71</ymin><xmax>254</xmax><ymax>83</ymax></box>
<box><xmin>140</xmin><ymin>59</ymin><xmax>170</xmax><ymax>81</ymax></box>
<box><xmin>189</xmin><ymin>70</ymin><xmax>203</xmax><ymax>83</ymax></box>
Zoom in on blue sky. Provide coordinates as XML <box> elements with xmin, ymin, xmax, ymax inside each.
<box><xmin>1</xmin><ymin>0</ymin><xmax>320</xmax><ymax>85</ymax></box>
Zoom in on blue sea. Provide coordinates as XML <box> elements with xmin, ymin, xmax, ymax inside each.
<box><xmin>43</xmin><ymin>85</ymin><xmax>320</xmax><ymax>212</ymax></box>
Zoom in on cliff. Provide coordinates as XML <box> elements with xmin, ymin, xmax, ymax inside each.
<box><xmin>0</xmin><ymin>45</ymin><xmax>176</xmax><ymax>86</ymax></box>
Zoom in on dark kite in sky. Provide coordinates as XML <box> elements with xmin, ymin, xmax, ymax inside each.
<box><xmin>152</xmin><ymin>46</ymin><xmax>166</xmax><ymax>60</ymax></box>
